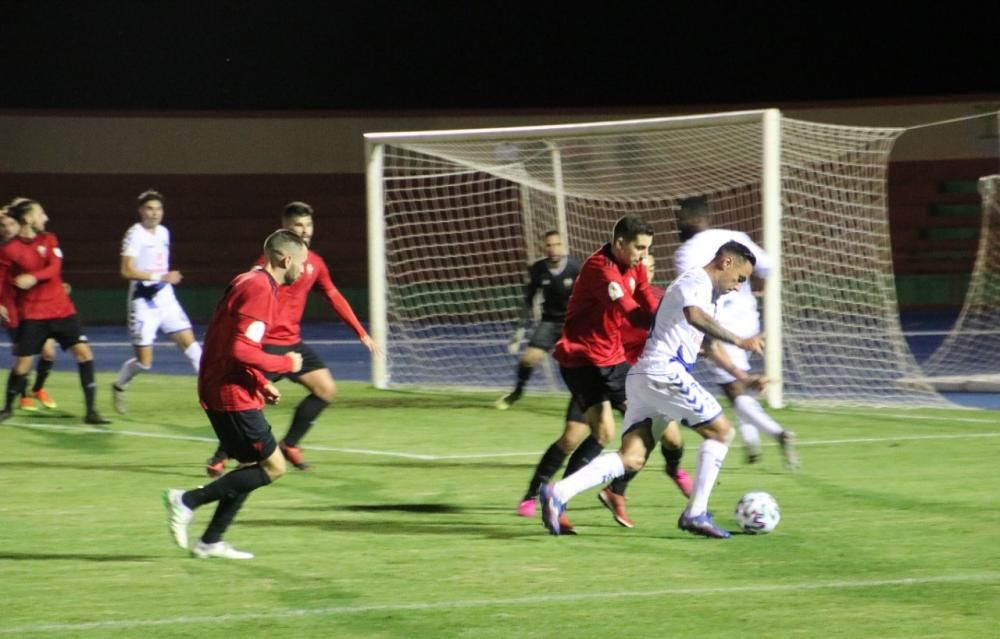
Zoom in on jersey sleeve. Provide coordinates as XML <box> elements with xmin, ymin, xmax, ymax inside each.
<box><xmin>30</xmin><ymin>235</ymin><xmax>63</xmax><ymax>282</ymax></box>
<box><xmin>313</xmin><ymin>256</ymin><xmax>368</xmax><ymax>338</ymax></box>
<box><xmin>229</xmin><ymin>280</ymin><xmax>295</xmax><ymax>374</ymax></box>
<box><xmin>677</xmin><ymin>272</ymin><xmax>714</xmax><ymax>314</ymax></box>
<box><xmin>121</xmin><ymin>226</ymin><xmax>141</xmax><ymax>258</ymax></box>
<box><xmin>520</xmin><ymin>263</ymin><xmax>540</xmax><ymax>323</ymax></box>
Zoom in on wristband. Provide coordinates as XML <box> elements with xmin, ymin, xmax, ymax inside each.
<box><xmin>149</xmin><ymin>273</ymin><xmax>162</xmax><ymax>282</ymax></box>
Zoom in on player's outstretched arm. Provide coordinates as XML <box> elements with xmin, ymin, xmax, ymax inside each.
<box><xmin>684</xmin><ymin>306</ymin><xmax>764</xmax><ymax>355</ymax></box>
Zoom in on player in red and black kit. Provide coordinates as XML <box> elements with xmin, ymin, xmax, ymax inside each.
<box><xmin>529</xmin><ymin>215</ymin><xmax>660</xmax><ymax>532</ymax></box>
<box><xmin>0</xmin><ymin>199</ymin><xmax>110</xmax><ymax>424</ymax></box>
<box><xmin>0</xmin><ymin>206</ymin><xmax>59</xmax><ymax>412</ymax></box>
<box><xmin>164</xmin><ymin>229</ymin><xmax>307</xmax><ymax>560</ymax></box>
<box><xmin>205</xmin><ymin>201</ymin><xmax>379</xmax><ymax>476</ymax></box>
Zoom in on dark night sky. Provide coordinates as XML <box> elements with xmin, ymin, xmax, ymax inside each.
<box><xmin>1</xmin><ymin>1</ymin><xmax>998</xmax><ymax>112</ymax></box>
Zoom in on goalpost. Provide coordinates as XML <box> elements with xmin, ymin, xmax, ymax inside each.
<box><xmin>365</xmin><ymin>109</ymin><xmax>947</xmax><ymax>407</ymax></box>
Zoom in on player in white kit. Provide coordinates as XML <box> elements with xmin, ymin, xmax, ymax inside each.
<box><xmin>674</xmin><ymin>196</ymin><xmax>798</xmax><ymax>467</ymax></box>
<box><xmin>540</xmin><ymin>240</ymin><xmax>762</xmax><ymax>538</ymax></box>
<box><xmin>111</xmin><ymin>190</ymin><xmax>202</xmax><ymax>413</ymax></box>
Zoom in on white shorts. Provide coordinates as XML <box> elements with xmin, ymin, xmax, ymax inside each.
<box><xmin>127</xmin><ymin>284</ymin><xmax>193</xmax><ymax>346</ymax></box>
<box><xmin>706</xmin><ymin>341</ymin><xmax>750</xmax><ymax>385</ymax></box>
<box><xmin>623</xmin><ymin>362</ymin><xmax>724</xmax><ymax>439</ymax></box>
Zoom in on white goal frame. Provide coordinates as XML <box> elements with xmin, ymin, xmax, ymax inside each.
<box><xmin>365</xmin><ymin>109</ymin><xmax>786</xmax><ymax>406</ymax></box>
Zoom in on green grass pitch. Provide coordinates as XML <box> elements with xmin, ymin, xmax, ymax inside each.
<box><xmin>1</xmin><ymin>372</ymin><xmax>998</xmax><ymax>637</ymax></box>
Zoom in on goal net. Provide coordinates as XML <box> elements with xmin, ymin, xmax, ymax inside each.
<box><xmin>366</xmin><ymin>109</ymin><xmax>947</xmax><ymax>407</ymax></box>
<box><xmin>918</xmin><ymin>175</ymin><xmax>1000</xmax><ymax>390</ymax></box>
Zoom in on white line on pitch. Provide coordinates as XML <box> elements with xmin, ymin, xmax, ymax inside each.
<box><xmin>1</xmin><ymin>572</ymin><xmax>996</xmax><ymax>635</ymax></box>
<box><xmin>8</xmin><ymin>420</ymin><xmax>1000</xmax><ymax>461</ymax></box>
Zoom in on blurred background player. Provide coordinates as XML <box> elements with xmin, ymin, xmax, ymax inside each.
<box><xmin>541</xmin><ymin>241</ymin><xmax>763</xmax><ymax>538</ymax></box>
<box><xmin>674</xmin><ymin>196</ymin><xmax>798</xmax><ymax>468</ymax></box>
<box><xmin>496</xmin><ymin>230</ymin><xmax>580</xmax><ymax>409</ymax></box>
<box><xmin>112</xmin><ymin>190</ymin><xmax>202</xmax><ymax>413</ymax></box>
<box><xmin>164</xmin><ymin>229</ymin><xmax>306</xmax><ymax>560</ymax></box>
<box><xmin>0</xmin><ymin>203</ymin><xmax>59</xmax><ymax>412</ymax></box>
<box><xmin>0</xmin><ymin>199</ymin><xmax>110</xmax><ymax>424</ymax></box>
<box><xmin>205</xmin><ymin>201</ymin><xmax>380</xmax><ymax>476</ymax></box>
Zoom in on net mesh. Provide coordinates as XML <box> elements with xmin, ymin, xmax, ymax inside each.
<box><xmin>920</xmin><ymin>175</ymin><xmax>1000</xmax><ymax>380</ymax></box>
<box><xmin>374</xmin><ymin>113</ymin><xmax>948</xmax><ymax>406</ymax></box>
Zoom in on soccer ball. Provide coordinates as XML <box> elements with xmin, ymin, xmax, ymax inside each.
<box><xmin>734</xmin><ymin>491</ymin><xmax>780</xmax><ymax>534</ymax></box>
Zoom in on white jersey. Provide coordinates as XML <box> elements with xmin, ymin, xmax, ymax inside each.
<box><xmin>674</xmin><ymin>228</ymin><xmax>771</xmax><ymax>336</ymax></box>
<box><xmin>121</xmin><ymin>223</ymin><xmax>171</xmax><ymax>276</ymax></box>
<box><xmin>631</xmin><ymin>266</ymin><xmax>715</xmax><ymax>376</ymax></box>
<box><xmin>120</xmin><ymin>222</ymin><xmax>190</xmax><ymax>345</ymax></box>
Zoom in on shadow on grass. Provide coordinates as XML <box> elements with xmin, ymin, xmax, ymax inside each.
<box><xmin>0</xmin><ymin>552</ymin><xmax>154</xmax><ymax>562</ymax></box>
<box><xmin>5</xmin><ymin>460</ymin><xmax>181</xmax><ymax>477</ymax></box>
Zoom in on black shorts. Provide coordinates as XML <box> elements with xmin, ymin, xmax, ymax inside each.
<box><xmin>564</xmin><ymin>390</ymin><xmax>627</xmax><ymax>423</ymax></box>
<box><xmin>560</xmin><ymin>361</ymin><xmax>629</xmax><ymax>414</ymax></box>
<box><xmin>205</xmin><ymin>408</ymin><xmax>277</xmax><ymax>464</ymax></box>
<box><xmin>262</xmin><ymin>342</ymin><xmax>327</xmax><ymax>383</ymax></box>
<box><xmin>16</xmin><ymin>315</ymin><xmax>87</xmax><ymax>357</ymax></box>
<box><xmin>527</xmin><ymin>320</ymin><xmax>562</xmax><ymax>351</ymax></box>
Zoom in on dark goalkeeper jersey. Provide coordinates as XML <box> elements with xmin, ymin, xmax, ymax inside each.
<box><xmin>522</xmin><ymin>255</ymin><xmax>581</xmax><ymax>323</ymax></box>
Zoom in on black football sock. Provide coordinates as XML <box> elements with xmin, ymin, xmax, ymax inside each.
<box><xmin>209</xmin><ymin>446</ymin><xmax>228</xmax><ymax>462</ymax></box>
<box><xmin>564</xmin><ymin>435</ymin><xmax>604</xmax><ymax>477</ymax></box>
<box><xmin>77</xmin><ymin>360</ymin><xmax>97</xmax><ymax>413</ymax></box>
<box><xmin>32</xmin><ymin>358</ymin><xmax>54</xmax><ymax>393</ymax></box>
<box><xmin>282</xmin><ymin>394</ymin><xmax>329</xmax><ymax>447</ymax></box>
<box><xmin>200</xmin><ymin>491</ymin><xmax>251</xmax><ymax>545</ymax></box>
<box><xmin>662</xmin><ymin>443</ymin><xmax>684</xmax><ymax>476</ymax></box>
<box><xmin>4</xmin><ymin>372</ymin><xmax>27</xmax><ymax>411</ymax></box>
<box><xmin>183</xmin><ymin>465</ymin><xmax>271</xmax><ymax>510</ymax></box>
<box><xmin>524</xmin><ymin>442</ymin><xmax>569</xmax><ymax>500</ymax></box>
<box><xmin>608</xmin><ymin>470</ymin><xmax>639</xmax><ymax>496</ymax></box>
<box><xmin>513</xmin><ymin>364</ymin><xmax>533</xmax><ymax>394</ymax></box>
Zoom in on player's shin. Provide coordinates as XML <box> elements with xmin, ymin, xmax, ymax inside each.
<box><xmin>686</xmin><ymin>438</ymin><xmax>730</xmax><ymax>516</ymax></box>
<box><xmin>183</xmin><ymin>342</ymin><xmax>203</xmax><ymax>373</ymax></box>
<box><xmin>553</xmin><ymin>452</ymin><xmax>625</xmax><ymax>504</ymax></box>
<box><xmin>525</xmin><ymin>442</ymin><xmax>569</xmax><ymax>500</ymax></box>
<box><xmin>734</xmin><ymin>395</ymin><xmax>783</xmax><ymax>438</ymax></box>
<box><xmin>200</xmin><ymin>491</ymin><xmax>250</xmax><ymax>544</ymax></box>
<box><xmin>284</xmin><ymin>394</ymin><xmax>329</xmax><ymax>446</ymax></box>
<box><xmin>77</xmin><ymin>360</ymin><xmax>97</xmax><ymax>412</ymax></box>
<box><xmin>563</xmin><ymin>435</ymin><xmax>604</xmax><ymax>476</ymax></box>
<box><xmin>4</xmin><ymin>372</ymin><xmax>27</xmax><ymax>411</ymax></box>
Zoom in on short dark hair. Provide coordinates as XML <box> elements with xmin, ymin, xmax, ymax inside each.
<box><xmin>283</xmin><ymin>201</ymin><xmax>314</xmax><ymax>220</ymax></box>
<box><xmin>8</xmin><ymin>199</ymin><xmax>38</xmax><ymax>223</ymax></box>
<box><xmin>138</xmin><ymin>189</ymin><xmax>163</xmax><ymax>206</ymax></box>
<box><xmin>715</xmin><ymin>240</ymin><xmax>756</xmax><ymax>266</ymax></box>
<box><xmin>543</xmin><ymin>230</ymin><xmax>560</xmax><ymax>240</ymax></box>
<box><xmin>611</xmin><ymin>215</ymin><xmax>654</xmax><ymax>243</ymax></box>
<box><xmin>264</xmin><ymin>228</ymin><xmax>307</xmax><ymax>258</ymax></box>
<box><xmin>676</xmin><ymin>196</ymin><xmax>709</xmax><ymax>222</ymax></box>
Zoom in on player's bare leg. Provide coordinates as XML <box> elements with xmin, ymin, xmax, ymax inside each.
<box><xmin>279</xmin><ymin>367</ymin><xmax>336</xmax><ymax>470</ymax></box>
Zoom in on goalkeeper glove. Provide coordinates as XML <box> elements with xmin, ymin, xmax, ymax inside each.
<box><xmin>507</xmin><ymin>328</ymin><xmax>526</xmax><ymax>355</ymax></box>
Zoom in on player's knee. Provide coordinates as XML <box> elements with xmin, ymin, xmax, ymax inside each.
<box><xmin>620</xmin><ymin>450</ymin><xmax>646</xmax><ymax>472</ymax></box>
<box><xmin>263</xmin><ymin>456</ymin><xmax>286</xmax><ymax>481</ymax></box>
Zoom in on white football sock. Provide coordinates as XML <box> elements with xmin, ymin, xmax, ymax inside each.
<box><xmin>115</xmin><ymin>358</ymin><xmax>151</xmax><ymax>388</ymax></box>
<box><xmin>734</xmin><ymin>394</ymin><xmax>784</xmax><ymax>439</ymax></box>
<box><xmin>553</xmin><ymin>452</ymin><xmax>625</xmax><ymax>504</ymax></box>
<box><xmin>738</xmin><ymin>421</ymin><xmax>762</xmax><ymax>452</ymax></box>
<box><xmin>687</xmin><ymin>438</ymin><xmax>729</xmax><ymax>517</ymax></box>
<box><xmin>183</xmin><ymin>342</ymin><xmax>203</xmax><ymax>373</ymax></box>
